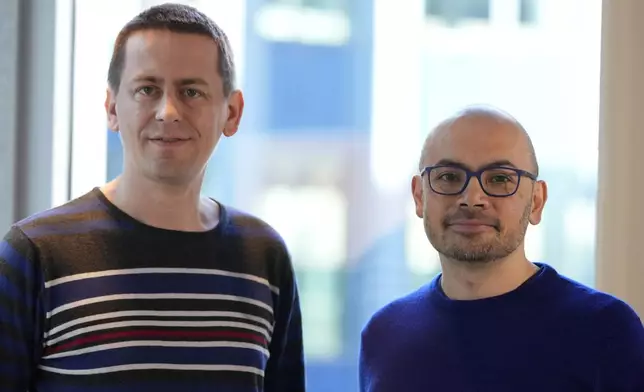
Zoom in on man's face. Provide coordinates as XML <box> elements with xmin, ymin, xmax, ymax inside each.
<box><xmin>105</xmin><ymin>30</ymin><xmax>243</xmax><ymax>186</ymax></box>
<box><xmin>412</xmin><ymin>116</ymin><xmax>547</xmax><ymax>263</ymax></box>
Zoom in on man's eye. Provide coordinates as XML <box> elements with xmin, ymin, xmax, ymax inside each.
<box><xmin>438</xmin><ymin>172</ymin><xmax>461</xmax><ymax>182</ymax></box>
<box><xmin>137</xmin><ymin>86</ymin><xmax>156</xmax><ymax>95</ymax></box>
<box><xmin>184</xmin><ymin>88</ymin><xmax>203</xmax><ymax>98</ymax></box>
<box><xmin>490</xmin><ymin>175</ymin><xmax>511</xmax><ymax>183</ymax></box>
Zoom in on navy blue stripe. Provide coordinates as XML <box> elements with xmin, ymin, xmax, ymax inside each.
<box><xmin>34</xmin><ymin>381</ymin><xmax>258</xmax><ymax>392</ymax></box>
<box><xmin>0</xmin><ymin>240</ymin><xmax>30</xmax><ymax>281</ymax></box>
<box><xmin>22</xmin><ymin>219</ymin><xmax>134</xmax><ymax>239</ymax></box>
<box><xmin>48</xmin><ymin>273</ymin><xmax>273</xmax><ymax>309</ymax></box>
<box><xmin>0</xmin><ymin>335</ymin><xmax>23</xmax><ymax>358</ymax></box>
<box><xmin>0</xmin><ymin>274</ymin><xmax>23</xmax><ymax>304</ymax></box>
<box><xmin>43</xmin><ymin>345</ymin><xmax>267</xmax><ymax>370</ymax></box>
<box><xmin>0</xmin><ymin>354</ymin><xmax>26</xmax><ymax>377</ymax></box>
<box><xmin>0</xmin><ymin>332</ymin><xmax>28</xmax><ymax>366</ymax></box>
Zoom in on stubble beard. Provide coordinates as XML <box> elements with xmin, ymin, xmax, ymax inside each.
<box><xmin>425</xmin><ymin>203</ymin><xmax>532</xmax><ymax>264</ymax></box>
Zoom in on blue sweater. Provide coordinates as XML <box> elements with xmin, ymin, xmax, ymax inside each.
<box><xmin>359</xmin><ymin>263</ymin><xmax>644</xmax><ymax>392</ymax></box>
<box><xmin>0</xmin><ymin>188</ymin><xmax>305</xmax><ymax>392</ymax></box>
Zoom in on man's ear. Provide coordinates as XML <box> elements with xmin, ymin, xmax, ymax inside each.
<box><xmin>412</xmin><ymin>175</ymin><xmax>424</xmax><ymax>218</ymax></box>
<box><xmin>529</xmin><ymin>180</ymin><xmax>548</xmax><ymax>225</ymax></box>
<box><xmin>222</xmin><ymin>90</ymin><xmax>244</xmax><ymax>137</ymax></box>
<box><xmin>105</xmin><ymin>87</ymin><xmax>119</xmax><ymax>132</ymax></box>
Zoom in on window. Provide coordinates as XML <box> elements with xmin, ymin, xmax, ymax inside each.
<box><xmin>257</xmin><ymin>0</ymin><xmax>351</xmax><ymax>44</ymax></box>
<box><xmin>424</xmin><ymin>0</ymin><xmax>540</xmax><ymax>27</ymax></box>
<box><xmin>258</xmin><ymin>185</ymin><xmax>347</xmax><ymax>359</ymax></box>
<box><xmin>68</xmin><ymin>0</ymin><xmax>602</xmax><ymax>390</ymax></box>
<box><xmin>425</xmin><ymin>0</ymin><xmax>490</xmax><ymax>25</ymax></box>
<box><xmin>520</xmin><ymin>0</ymin><xmax>538</xmax><ymax>24</ymax></box>
<box><xmin>270</xmin><ymin>0</ymin><xmax>347</xmax><ymax>11</ymax></box>
<box><xmin>405</xmin><ymin>201</ymin><xmax>441</xmax><ymax>288</ymax></box>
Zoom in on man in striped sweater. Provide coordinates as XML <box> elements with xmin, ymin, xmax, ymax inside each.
<box><xmin>0</xmin><ymin>3</ymin><xmax>305</xmax><ymax>391</ymax></box>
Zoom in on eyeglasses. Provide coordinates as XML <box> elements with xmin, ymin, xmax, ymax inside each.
<box><xmin>421</xmin><ymin>165</ymin><xmax>538</xmax><ymax>197</ymax></box>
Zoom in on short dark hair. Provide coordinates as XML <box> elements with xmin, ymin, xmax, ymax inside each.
<box><xmin>107</xmin><ymin>3</ymin><xmax>236</xmax><ymax>96</ymax></box>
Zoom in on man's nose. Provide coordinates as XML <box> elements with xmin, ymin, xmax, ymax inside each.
<box><xmin>155</xmin><ymin>93</ymin><xmax>181</xmax><ymax>122</ymax></box>
<box><xmin>457</xmin><ymin>177</ymin><xmax>489</xmax><ymax>208</ymax></box>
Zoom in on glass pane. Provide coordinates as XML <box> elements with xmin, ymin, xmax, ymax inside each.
<box><xmin>257</xmin><ymin>185</ymin><xmax>346</xmax><ymax>358</ymax></box>
<box><xmin>520</xmin><ymin>0</ymin><xmax>538</xmax><ymax>23</ymax></box>
<box><xmin>70</xmin><ymin>0</ymin><xmax>602</xmax><ymax>391</ymax></box>
<box><xmin>425</xmin><ymin>0</ymin><xmax>490</xmax><ymax>22</ymax></box>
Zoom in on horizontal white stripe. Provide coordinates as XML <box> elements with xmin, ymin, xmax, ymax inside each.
<box><xmin>45</xmin><ymin>310</ymin><xmax>274</xmax><ymax>338</ymax></box>
<box><xmin>46</xmin><ymin>293</ymin><xmax>274</xmax><ymax>319</ymax></box>
<box><xmin>46</xmin><ymin>319</ymin><xmax>271</xmax><ymax>347</ymax></box>
<box><xmin>39</xmin><ymin>363</ymin><xmax>265</xmax><ymax>376</ymax></box>
<box><xmin>45</xmin><ymin>267</ymin><xmax>279</xmax><ymax>294</ymax></box>
<box><xmin>42</xmin><ymin>340</ymin><xmax>270</xmax><ymax>360</ymax></box>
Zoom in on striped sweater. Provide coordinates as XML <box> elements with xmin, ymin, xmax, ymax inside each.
<box><xmin>0</xmin><ymin>188</ymin><xmax>305</xmax><ymax>392</ymax></box>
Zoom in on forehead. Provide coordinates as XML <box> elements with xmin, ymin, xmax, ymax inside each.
<box><xmin>121</xmin><ymin>30</ymin><xmax>220</xmax><ymax>82</ymax></box>
<box><xmin>425</xmin><ymin>115</ymin><xmax>532</xmax><ymax>170</ymax></box>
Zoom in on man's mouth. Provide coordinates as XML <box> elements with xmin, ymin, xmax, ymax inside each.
<box><xmin>150</xmin><ymin>137</ymin><xmax>190</xmax><ymax>143</ymax></box>
<box><xmin>448</xmin><ymin>222</ymin><xmax>495</xmax><ymax>235</ymax></box>
<box><xmin>444</xmin><ymin>217</ymin><xmax>500</xmax><ymax>234</ymax></box>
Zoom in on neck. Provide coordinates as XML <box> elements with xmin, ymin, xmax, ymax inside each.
<box><xmin>100</xmin><ymin>170</ymin><xmax>219</xmax><ymax>232</ymax></box>
<box><xmin>439</xmin><ymin>249</ymin><xmax>538</xmax><ymax>300</ymax></box>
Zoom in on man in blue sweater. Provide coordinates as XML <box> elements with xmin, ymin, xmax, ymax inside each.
<box><xmin>359</xmin><ymin>106</ymin><xmax>644</xmax><ymax>391</ymax></box>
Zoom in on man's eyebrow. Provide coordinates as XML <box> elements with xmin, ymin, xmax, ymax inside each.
<box><xmin>432</xmin><ymin>159</ymin><xmax>518</xmax><ymax>171</ymax></box>
<box><xmin>177</xmin><ymin>78</ymin><xmax>209</xmax><ymax>86</ymax></box>
<box><xmin>479</xmin><ymin>160</ymin><xmax>517</xmax><ymax>169</ymax></box>
<box><xmin>132</xmin><ymin>75</ymin><xmax>161</xmax><ymax>84</ymax></box>
<box><xmin>131</xmin><ymin>76</ymin><xmax>209</xmax><ymax>86</ymax></box>
<box><xmin>433</xmin><ymin>159</ymin><xmax>470</xmax><ymax>170</ymax></box>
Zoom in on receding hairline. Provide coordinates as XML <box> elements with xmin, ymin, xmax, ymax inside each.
<box><xmin>418</xmin><ymin>105</ymin><xmax>539</xmax><ymax>176</ymax></box>
<box><xmin>107</xmin><ymin>3</ymin><xmax>236</xmax><ymax>96</ymax></box>
<box><xmin>110</xmin><ymin>29</ymin><xmax>228</xmax><ymax>94</ymax></box>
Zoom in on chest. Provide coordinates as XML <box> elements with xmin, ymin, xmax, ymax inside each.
<box><xmin>372</xmin><ymin>316</ymin><xmax>597</xmax><ymax>392</ymax></box>
<box><xmin>38</xmin><ymin>268</ymin><xmax>276</xmax><ymax>389</ymax></box>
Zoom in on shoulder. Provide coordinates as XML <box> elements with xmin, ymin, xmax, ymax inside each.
<box><xmin>547</xmin><ymin>267</ymin><xmax>643</xmax><ymax>343</ymax></box>
<box><xmin>560</xmin><ymin>279</ymin><xmax>644</xmax><ymax>377</ymax></box>
<box><xmin>14</xmin><ymin>189</ymin><xmax>110</xmax><ymax>241</ymax></box>
<box><xmin>221</xmin><ymin>205</ymin><xmax>288</xmax><ymax>250</ymax></box>
<box><xmin>2</xmin><ymin>190</ymin><xmax>103</xmax><ymax>252</ymax></box>
<box><xmin>362</xmin><ymin>280</ymin><xmax>434</xmax><ymax>339</ymax></box>
<box><xmin>579</xmin><ymin>286</ymin><xmax>644</xmax><ymax>340</ymax></box>
<box><xmin>0</xmin><ymin>194</ymin><xmax>102</xmax><ymax>284</ymax></box>
<box><xmin>218</xmin><ymin>204</ymin><xmax>295</xmax><ymax>285</ymax></box>
<box><xmin>550</xmin><ymin>268</ymin><xmax>640</xmax><ymax>322</ymax></box>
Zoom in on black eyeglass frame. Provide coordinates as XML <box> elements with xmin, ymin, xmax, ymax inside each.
<box><xmin>420</xmin><ymin>165</ymin><xmax>538</xmax><ymax>197</ymax></box>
